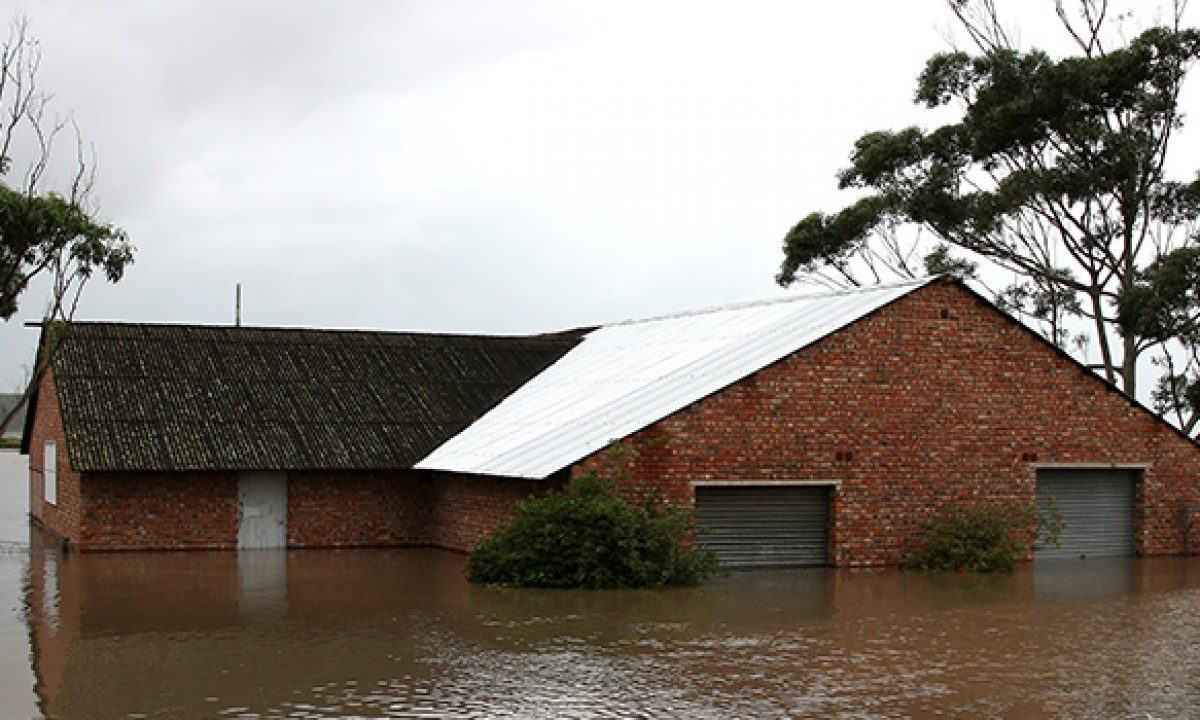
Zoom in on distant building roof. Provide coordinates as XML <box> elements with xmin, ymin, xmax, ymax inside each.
<box><xmin>42</xmin><ymin>323</ymin><xmax>584</xmax><ymax>472</ymax></box>
<box><xmin>417</xmin><ymin>278</ymin><xmax>934</xmax><ymax>479</ymax></box>
<box><xmin>0</xmin><ymin>394</ymin><xmax>26</xmax><ymax>439</ymax></box>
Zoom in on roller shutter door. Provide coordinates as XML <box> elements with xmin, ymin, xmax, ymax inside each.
<box><xmin>694</xmin><ymin>485</ymin><xmax>829</xmax><ymax>568</ymax></box>
<box><xmin>1035</xmin><ymin>469</ymin><xmax>1137</xmax><ymax>559</ymax></box>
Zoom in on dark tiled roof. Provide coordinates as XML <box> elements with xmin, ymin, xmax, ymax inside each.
<box><xmin>46</xmin><ymin>322</ymin><xmax>585</xmax><ymax>472</ymax></box>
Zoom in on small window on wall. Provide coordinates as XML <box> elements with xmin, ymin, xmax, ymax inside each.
<box><xmin>44</xmin><ymin>440</ymin><xmax>57</xmax><ymax>505</ymax></box>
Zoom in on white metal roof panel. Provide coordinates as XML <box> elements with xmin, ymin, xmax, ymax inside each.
<box><xmin>416</xmin><ymin>278</ymin><xmax>932</xmax><ymax>479</ymax></box>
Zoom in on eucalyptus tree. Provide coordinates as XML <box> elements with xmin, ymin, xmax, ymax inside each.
<box><xmin>0</xmin><ymin>17</ymin><xmax>131</xmax><ymax>323</ymax></box>
<box><xmin>0</xmin><ymin>17</ymin><xmax>132</xmax><ymax>435</ymax></box>
<box><xmin>777</xmin><ymin>0</ymin><xmax>1200</xmax><ymax>425</ymax></box>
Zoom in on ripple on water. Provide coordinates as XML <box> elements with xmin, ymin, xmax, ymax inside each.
<box><xmin>7</xmin><ymin>543</ymin><xmax>1200</xmax><ymax>719</ymax></box>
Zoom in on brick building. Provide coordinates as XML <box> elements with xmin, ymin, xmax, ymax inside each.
<box><xmin>22</xmin><ymin>277</ymin><xmax>1200</xmax><ymax>566</ymax></box>
<box><xmin>22</xmin><ymin>325</ymin><xmax>582</xmax><ymax>553</ymax></box>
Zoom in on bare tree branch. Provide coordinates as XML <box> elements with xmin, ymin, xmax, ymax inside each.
<box><xmin>0</xmin><ymin>16</ymin><xmax>133</xmax><ymax>438</ymax></box>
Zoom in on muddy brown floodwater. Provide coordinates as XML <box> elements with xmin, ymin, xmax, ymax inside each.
<box><xmin>0</xmin><ymin>527</ymin><xmax>1187</xmax><ymax>720</ymax></box>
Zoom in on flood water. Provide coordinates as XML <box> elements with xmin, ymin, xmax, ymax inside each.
<box><xmin>0</xmin><ymin>451</ymin><xmax>1198</xmax><ymax>718</ymax></box>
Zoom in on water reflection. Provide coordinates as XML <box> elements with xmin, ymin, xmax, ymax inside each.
<box><xmin>1033</xmin><ymin>557</ymin><xmax>1139</xmax><ymax>601</ymax></box>
<box><xmin>238</xmin><ymin>550</ymin><xmax>288</xmax><ymax>617</ymax></box>
<box><xmin>17</xmin><ymin>527</ymin><xmax>1200</xmax><ymax>719</ymax></box>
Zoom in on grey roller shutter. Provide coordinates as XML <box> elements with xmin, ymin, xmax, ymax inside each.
<box><xmin>1035</xmin><ymin>469</ymin><xmax>1137</xmax><ymax>559</ymax></box>
<box><xmin>694</xmin><ymin>485</ymin><xmax>829</xmax><ymax>568</ymax></box>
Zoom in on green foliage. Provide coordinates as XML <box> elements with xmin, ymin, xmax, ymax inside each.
<box><xmin>1150</xmin><ymin>371</ymin><xmax>1200</xmax><ymax>429</ymax></box>
<box><xmin>905</xmin><ymin>502</ymin><xmax>1036</xmax><ymax>573</ymax></box>
<box><xmin>1118</xmin><ymin>247</ymin><xmax>1200</xmax><ymax>429</ymax></box>
<box><xmin>778</xmin><ymin>198</ymin><xmax>897</xmax><ymax>284</ymax></box>
<box><xmin>1118</xmin><ymin>247</ymin><xmax>1200</xmax><ymax>344</ymax></box>
<box><xmin>0</xmin><ymin>183</ymin><xmax>132</xmax><ymax>321</ymax></box>
<box><xmin>923</xmin><ymin>242</ymin><xmax>978</xmax><ymax>280</ymax></box>
<box><xmin>0</xmin><ymin>19</ymin><xmax>132</xmax><ymax>322</ymax></box>
<box><xmin>778</xmin><ymin>2</ymin><xmax>1200</xmax><ymax>414</ymax></box>
<box><xmin>467</xmin><ymin>471</ymin><xmax>720</xmax><ymax>589</ymax></box>
<box><xmin>778</xmin><ymin>25</ymin><xmax>1200</xmax><ymax>285</ymax></box>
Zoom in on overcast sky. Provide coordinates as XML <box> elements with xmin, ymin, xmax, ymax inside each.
<box><xmin>1</xmin><ymin>1</ymin><xmax>1196</xmax><ymax>391</ymax></box>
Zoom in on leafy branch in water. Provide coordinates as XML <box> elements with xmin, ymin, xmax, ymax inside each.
<box><xmin>906</xmin><ymin>496</ymin><xmax>1063</xmax><ymax>573</ymax></box>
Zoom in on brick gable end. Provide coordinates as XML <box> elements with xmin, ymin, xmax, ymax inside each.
<box><xmin>573</xmin><ymin>280</ymin><xmax>1200</xmax><ymax>566</ymax></box>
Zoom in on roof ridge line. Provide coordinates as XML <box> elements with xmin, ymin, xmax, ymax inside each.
<box><xmin>47</xmin><ymin>319</ymin><xmax>583</xmax><ymax>342</ymax></box>
<box><xmin>604</xmin><ymin>277</ymin><xmax>935</xmax><ymax>328</ymax></box>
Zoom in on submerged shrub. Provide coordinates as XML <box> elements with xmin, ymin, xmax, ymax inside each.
<box><xmin>904</xmin><ymin>502</ymin><xmax>1035</xmax><ymax>573</ymax></box>
<box><xmin>467</xmin><ymin>471</ymin><xmax>720</xmax><ymax>588</ymax></box>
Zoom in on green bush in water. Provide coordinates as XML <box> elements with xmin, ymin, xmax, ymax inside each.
<box><xmin>904</xmin><ymin>502</ymin><xmax>1036</xmax><ymax>573</ymax></box>
<box><xmin>467</xmin><ymin>471</ymin><xmax>720</xmax><ymax>588</ymax></box>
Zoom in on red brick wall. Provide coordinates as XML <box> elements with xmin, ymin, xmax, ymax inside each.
<box><xmin>72</xmin><ymin>470</ymin><xmax>438</xmax><ymax>551</ymax></box>
<box><xmin>288</xmin><ymin>471</ymin><xmax>432</xmax><ymax>548</ymax></box>
<box><xmin>573</xmin><ymin>280</ymin><xmax>1200</xmax><ymax>566</ymax></box>
<box><xmin>60</xmin><ymin>463</ymin><xmax>548</xmax><ymax>553</ymax></box>
<box><xmin>38</xmin><ymin>279</ymin><xmax>1200</xmax><ymax>558</ymax></box>
<box><xmin>426</xmin><ymin>472</ymin><xmax>560</xmax><ymax>552</ymax></box>
<box><xmin>29</xmin><ymin>358</ymin><xmax>552</xmax><ymax>553</ymax></box>
<box><xmin>28</xmin><ymin>370</ymin><xmax>82</xmax><ymax>546</ymax></box>
<box><xmin>80</xmin><ymin>472</ymin><xmax>238</xmax><ymax>550</ymax></box>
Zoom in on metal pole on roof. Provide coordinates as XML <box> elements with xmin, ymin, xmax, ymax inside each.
<box><xmin>236</xmin><ymin>283</ymin><xmax>242</xmax><ymax>327</ymax></box>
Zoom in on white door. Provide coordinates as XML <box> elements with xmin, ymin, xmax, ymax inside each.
<box><xmin>238</xmin><ymin>472</ymin><xmax>287</xmax><ymax>550</ymax></box>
